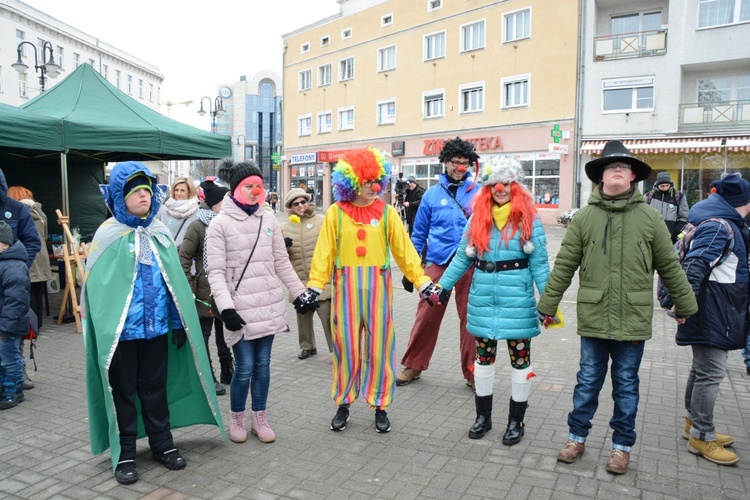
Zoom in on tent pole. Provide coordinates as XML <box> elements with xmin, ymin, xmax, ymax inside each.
<box><xmin>61</xmin><ymin>152</ymin><xmax>70</xmax><ymax>216</ymax></box>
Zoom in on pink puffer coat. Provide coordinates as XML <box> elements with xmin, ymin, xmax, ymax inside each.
<box><xmin>207</xmin><ymin>194</ymin><xmax>307</xmax><ymax>346</ymax></box>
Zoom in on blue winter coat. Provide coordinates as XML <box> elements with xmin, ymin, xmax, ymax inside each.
<box><xmin>0</xmin><ymin>241</ymin><xmax>31</xmax><ymax>337</ymax></box>
<box><xmin>106</xmin><ymin>162</ymin><xmax>183</xmax><ymax>341</ymax></box>
<box><xmin>0</xmin><ymin>169</ymin><xmax>41</xmax><ymax>268</ymax></box>
<box><xmin>411</xmin><ymin>173</ymin><xmax>478</xmax><ymax>265</ymax></box>
<box><xmin>676</xmin><ymin>194</ymin><xmax>749</xmax><ymax>350</ymax></box>
<box><xmin>439</xmin><ymin>216</ymin><xmax>550</xmax><ymax>340</ymax></box>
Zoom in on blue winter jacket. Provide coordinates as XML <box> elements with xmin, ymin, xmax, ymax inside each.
<box><xmin>0</xmin><ymin>169</ymin><xmax>41</xmax><ymax>268</ymax></box>
<box><xmin>676</xmin><ymin>194</ymin><xmax>749</xmax><ymax>350</ymax></box>
<box><xmin>107</xmin><ymin>162</ymin><xmax>182</xmax><ymax>341</ymax></box>
<box><xmin>439</xmin><ymin>216</ymin><xmax>550</xmax><ymax>340</ymax></box>
<box><xmin>0</xmin><ymin>241</ymin><xmax>31</xmax><ymax>337</ymax></box>
<box><xmin>411</xmin><ymin>173</ymin><xmax>478</xmax><ymax>265</ymax></box>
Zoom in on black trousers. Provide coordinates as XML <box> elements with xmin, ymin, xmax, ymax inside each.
<box><xmin>199</xmin><ymin>317</ymin><xmax>231</xmax><ymax>365</ymax></box>
<box><xmin>108</xmin><ymin>334</ymin><xmax>173</xmax><ymax>462</ymax></box>
<box><xmin>30</xmin><ymin>282</ymin><xmax>45</xmax><ymax>329</ymax></box>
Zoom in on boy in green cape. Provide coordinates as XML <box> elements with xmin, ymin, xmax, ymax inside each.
<box><xmin>82</xmin><ymin>162</ymin><xmax>224</xmax><ymax>485</ymax></box>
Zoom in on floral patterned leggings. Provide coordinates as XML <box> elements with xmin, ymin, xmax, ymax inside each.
<box><xmin>475</xmin><ymin>338</ymin><xmax>531</xmax><ymax>369</ymax></box>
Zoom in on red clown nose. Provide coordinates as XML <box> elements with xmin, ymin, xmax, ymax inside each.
<box><xmin>494</xmin><ymin>183</ymin><xmax>506</xmax><ymax>192</ymax></box>
<box><xmin>250</xmin><ymin>187</ymin><xmax>262</xmax><ymax>196</ymax></box>
<box><xmin>456</xmin><ymin>164</ymin><xmax>467</xmax><ymax>173</ymax></box>
<box><xmin>370</xmin><ymin>182</ymin><xmax>381</xmax><ymax>191</ymax></box>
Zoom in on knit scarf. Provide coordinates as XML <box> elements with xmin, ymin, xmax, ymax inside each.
<box><xmin>196</xmin><ymin>208</ymin><xmax>216</xmax><ymax>273</ymax></box>
<box><xmin>162</xmin><ymin>198</ymin><xmax>199</xmax><ymax>219</ymax></box>
<box><xmin>492</xmin><ymin>203</ymin><xmax>511</xmax><ymax>231</ymax></box>
<box><xmin>230</xmin><ymin>196</ymin><xmax>261</xmax><ymax>216</ymax></box>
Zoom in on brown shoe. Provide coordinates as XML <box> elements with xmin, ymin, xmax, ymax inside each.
<box><xmin>395</xmin><ymin>368</ymin><xmax>421</xmax><ymax>386</ymax></box>
<box><xmin>557</xmin><ymin>440</ymin><xmax>585</xmax><ymax>463</ymax></box>
<box><xmin>605</xmin><ymin>449</ymin><xmax>630</xmax><ymax>474</ymax></box>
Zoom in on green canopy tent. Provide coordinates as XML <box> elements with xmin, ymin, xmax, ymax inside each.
<box><xmin>12</xmin><ymin>63</ymin><xmax>231</xmax><ymax>237</ymax></box>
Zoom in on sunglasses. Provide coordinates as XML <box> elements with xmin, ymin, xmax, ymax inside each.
<box><xmin>291</xmin><ymin>199</ymin><xmax>308</xmax><ymax>207</ymax></box>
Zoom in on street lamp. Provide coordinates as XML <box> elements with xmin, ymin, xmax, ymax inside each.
<box><xmin>12</xmin><ymin>40</ymin><xmax>61</xmax><ymax>93</ymax></box>
<box><xmin>235</xmin><ymin>134</ymin><xmax>246</xmax><ymax>161</ymax></box>
<box><xmin>197</xmin><ymin>96</ymin><xmax>225</xmax><ymax>133</ymax></box>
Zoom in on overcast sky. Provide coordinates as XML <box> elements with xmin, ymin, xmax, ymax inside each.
<box><xmin>22</xmin><ymin>0</ymin><xmax>340</xmax><ymax>129</ymax></box>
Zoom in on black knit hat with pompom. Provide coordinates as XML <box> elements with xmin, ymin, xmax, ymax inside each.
<box><xmin>217</xmin><ymin>157</ymin><xmax>263</xmax><ymax>193</ymax></box>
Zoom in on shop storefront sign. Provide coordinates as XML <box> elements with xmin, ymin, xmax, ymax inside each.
<box><xmin>291</xmin><ymin>152</ymin><xmax>318</xmax><ymax>164</ymax></box>
<box><xmin>548</xmin><ymin>143</ymin><xmax>569</xmax><ymax>154</ymax></box>
<box><xmin>318</xmin><ymin>150</ymin><xmax>349</xmax><ymax>163</ymax></box>
<box><xmin>423</xmin><ymin>136</ymin><xmax>503</xmax><ymax>156</ymax></box>
<box><xmin>392</xmin><ymin>141</ymin><xmax>405</xmax><ymax>156</ymax></box>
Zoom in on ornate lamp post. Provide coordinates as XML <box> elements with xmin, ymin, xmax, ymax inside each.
<box><xmin>235</xmin><ymin>134</ymin><xmax>246</xmax><ymax>161</ymax></box>
<box><xmin>12</xmin><ymin>40</ymin><xmax>61</xmax><ymax>93</ymax></box>
<box><xmin>197</xmin><ymin>96</ymin><xmax>225</xmax><ymax>133</ymax></box>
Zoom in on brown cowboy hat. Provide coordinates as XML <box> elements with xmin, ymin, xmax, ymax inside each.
<box><xmin>585</xmin><ymin>140</ymin><xmax>652</xmax><ymax>183</ymax></box>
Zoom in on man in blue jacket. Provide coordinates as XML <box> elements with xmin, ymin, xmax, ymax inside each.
<box><xmin>0</xmin><ymin>168</ymin><xmax>41</xmax><ymax>268</ymax></box>
<box><xmin>677</xmin><ymin>173</ymin><xmax>750</xmax><ymax>466</ymax></box>
<box><xmin>397</xmin><ymin>137</ymin><xmax>479</xmax><ymax>388</ymax></box>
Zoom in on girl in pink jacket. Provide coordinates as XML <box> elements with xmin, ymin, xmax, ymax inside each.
<box><xmin>207</xmin><ymin>160</ymin><xmax>318</xmax><ymax>444</ymax></box>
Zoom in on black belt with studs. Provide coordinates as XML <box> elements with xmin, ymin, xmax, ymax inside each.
<box><xmin>474</xmin><ymin>258</ymin><xmax>528</xmax><ymax>272</ymax></box>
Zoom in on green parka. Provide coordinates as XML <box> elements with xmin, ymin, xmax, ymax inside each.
<box><xmin>538</xmin><ymin>186</ymin><xmax>697</xmax><ymax>341</ymax></box>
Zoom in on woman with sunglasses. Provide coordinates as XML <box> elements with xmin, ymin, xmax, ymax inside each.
<box><xmin>281</xmin><ymin>188</ymin><xmax>333</xmax><ymax>360</ymax></box>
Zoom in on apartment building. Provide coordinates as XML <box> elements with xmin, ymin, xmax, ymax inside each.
<box><xmin>579</xmin><ymin>0</ymin><xmax>750</xmax><ymax>205</ymax></box>
<box><xmin>282</xmin><ymin>0</ymin><xmax>579</xmax><ymax>222</ymax></box>
<box><xmin>0</xmin><ymin>0</ymin><xmax>162</xmax><ymax>111</ymax></box>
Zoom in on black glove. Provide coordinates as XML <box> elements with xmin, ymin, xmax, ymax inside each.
<box><xmin>172</xmin><ymin>328</ymin><xmax>187</xmax><ymax>351</ymax></box>
<box><xmin>401</xmin><ymin>275</ymin><xmax>414</xmax><ymax>293</ymax></box>
<box><xmin>284</xmin><ymin>237</ymin><xmax>293</xmax><ymax>248</ymax></box>
<box><xmin>221</xmin><ymin>308</ymin><xmax>246</xmax><ymax>331</ymax></box>
<box><xmin>294</xmin><ymin>288</ymin><xmax>320</xmax><ymax>314</ymax></box>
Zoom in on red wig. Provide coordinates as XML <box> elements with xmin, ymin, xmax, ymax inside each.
<box><xmin>468</xmin><ymin>182</ymin><xmax>537</xmax><ymax>254</ymax></box>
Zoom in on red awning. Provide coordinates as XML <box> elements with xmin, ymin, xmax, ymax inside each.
<box><xmin>725</xmin><ymin>137</ymin><xmax>750</xmax><ymax>152</ymax></box>
<box><xmin>580</xmin><ymin>137</ymin><xmax>728</xmax><ymax>154</ymax></box>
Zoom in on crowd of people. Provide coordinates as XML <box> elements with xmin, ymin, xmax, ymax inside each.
<box><xmin>1</xmin><ymin>136</ymin><xmax>749</xmax><ymax>485</ymax></box>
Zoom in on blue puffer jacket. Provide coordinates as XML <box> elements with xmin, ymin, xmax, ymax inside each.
<box><xmin>0</xmin><ymin>241</ymin><xmax>30</xmax><ymax>337</ymax></box>
<box><xmin>676</xmin><ymin>194</ymin><xmax>749</xmax><ymax>350</ymax></box>
<box><xmin>0</xmin><ymin>169</ymin><xmax>41</xmax><ymax>268</ymax></box>
<box><xmin>440</xmin><ymin>216</ymin><xmax>550</xmax><ymax>340</ymax></box>
<box><xmin>107</xmin><ymin>162</ymin><xmax>182</xmax><ymax>341</ymax></box>
<box><xmin>411</xmin><ymin>173</ymin><xmax>477</xmax><ymax>265</ymax></box>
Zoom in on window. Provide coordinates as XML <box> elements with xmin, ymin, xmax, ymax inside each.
<box><xmin>318</xmin><ymin>111</ymin><xmax>332</xmax><ymax>134</ymax></box>
<box><xmin>74</xmin><ymin>53</ymin><xmax>80</xmax><ymax>68</ymax></box>
<box><xmin>698</xmin><ymin>0</ymin><xmax>750</xmax><ymax>28</ymax></box>
<box><xmin>56</xmin><ymin>46</ymin><xmax>65</xmax><ymax>70</ymax></box>
<box><xmin>149</xmin><ymin>83</ymin><xmax>154</xmax><ymax>101</ymax></box>
<box><xmin>339</xmin><ymin>57</ymin><xmax>354</xmax><ymax>81</ymax></box>
<box><xmin>504</xmin><ymin>8</ymin><xmax>531</xmax><ymax>42</ymax></box>
<box><xmin>610</xmin><ymin>11</ymin><xmax>662</xmax><ymax>50</ymax></box>
<box><xmin>102</xmin><ymin>64</ymin><xmax>108</xmax><ymax>80</ymax></box>
<box><xmin>377</xmin><ymin>99</ymin><xmax>396</xmax><ymax>125</ymax></box>
<box><xmin>461</xmin><ymin>20</ymin><xmax>486</xmax><ymax>52</ymax></box>
<box><xmin>339</xmin><ymin>107</ymin><xmax>354</xmax><ymax>130</ymax></box>
<box><xmin>511</xmin><ymin>153</ymin><xmax>561</xmax><ymax>206</ymax></box>
<box><xmin>341</xmin><ymin>28</ymin><xmax>352</xmax><ymax>40</ymax></box>
<box><xmin>19</xmin><ymin>72</ymin><xmax>27</xmax><ymax>97</ymax></box>
<box><xmin>89</xmin><ymin>58</ymin><xmax>95</xmax><ymax>67</ymax></box>
<box><xmin>16</xmin><ymin>30</ymin><xmax>25</xmax><ymax>56</ymax></box>
<box><xmin>301</xmin><ymin>42</ymin><xmax>310</xmax><ymax>53</ymax></box>
<box><xmin>138</xmin><ymin>79</ymin><xmax>143</xmax><ymax>98</ymax></box>
<box><xmin>428</xmin><ymin>0</ymin><xmax>443</xmax><ymax>11</ymax></box>
<box><xmin>321</xmin><ymin>36</ymin><xmax>330</xmax><ymax>47</ymax></box>
<box><xmin>298</xmin><ymin>114</ymin><xmax>312</xmax><ymax>136</ymax></box>
<box><xmin>502</xmin><ymin>74</ymin><xmax>530</xmax><ymax>108</ymax></box>
<box><xmin>459</xmin><ymin>82</ymin><xmax>485</xmax><ymax>113</ymax></box>
<box><xmin>423</xmin><ymin>89</ymin><xmax>445</xmax><ymax>118</ymax></box>
<box><xmin>698</xmin><ymin>74</ymin><xmax>750</xmax><ymax>102</ymax></box>
<box><xmin>299</xmin><ymin>69</ymin><xmax>312</xmax><ymax>91</ymax></box>
<box><xmin>115</xmin><ymin>70</ymin><xmax>121</xmax><ymax>89</ymax></box>
<box><xmin>318</xmin><ymin>64</ymin><xmax>332</xmax><ymax>86</ymax></box>
<box><xmin>424</xmin><ymin>31</ymin><xmax>446</xmax><ymax>61</ymax></box>
<box><xmin>378</xmin><ymin>45</ymin><xmax>397</xmax><ymax>72</ymax></box>
<box><xmin>602</xmin><ymin>76</ymin><xmax>654</xmax><ymax>112</ymax></box>
<box><xmin>382</xmin><ymin>13</ymin><xmax>393</xmax><ymax>26</ymax></box>
<box><xmin>127</xmin><ymin>75</ymin><xmax>133</xmax><ymax>94</ymax></box>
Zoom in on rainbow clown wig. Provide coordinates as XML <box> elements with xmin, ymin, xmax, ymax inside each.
<box><xmin>331</xmin><ymin>147</ymin><xmax>392</xmax><ymax>202</ymax></box>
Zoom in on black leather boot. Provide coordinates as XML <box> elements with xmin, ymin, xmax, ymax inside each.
<box><xmin>468</xmin><ymin>394</ymin><xmax>493</xmax><ymax>439</ymax></box>
<box><xmin>219</xmin><ymin>357</ymin><xmax>234</xmax><ymax>385</ymax></box>
<box><xmin>502</xmin><ymin>398</ymin><xmax>528</xmax><ymax>446</ymax></box>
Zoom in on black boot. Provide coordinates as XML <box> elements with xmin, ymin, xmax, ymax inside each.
<box><xmin>502</xmin><ymin>398</ymin><xmax>528</xmax><ymax>446</ymax></box>
<box><xmin>468</xmin><ymin>394</ymin><xmax>493</xmax><ymax>439</ymax></box>
<box><xmin>219</xmin><ymin>357</ymin><xmax>234</xmax><ymax>385</ymax></box>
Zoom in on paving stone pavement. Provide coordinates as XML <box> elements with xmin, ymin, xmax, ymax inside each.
<box><xmin>1</xmin><ymin>216</ymin><xmax>749</xmax><ymax>499</ymax></box>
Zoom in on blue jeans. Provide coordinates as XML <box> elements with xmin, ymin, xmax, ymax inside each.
<box><xmin>0</xmin><ymin>334</ymin><xmax>23</xmax><ymax>384</ymax></box>
<box><xmin>230</xmin><ymin>335</ymin><xmax>274</xmax><ymax>413</ymax></box>
<box><xmin>742</xmin><ymin>334</ymin><xmax>750</xmax><ymax>368</ymax></box>
<box><xmin>567</xmin><ymin>337</ymin><xmax>645</xmax><ymax>452</ymax></box>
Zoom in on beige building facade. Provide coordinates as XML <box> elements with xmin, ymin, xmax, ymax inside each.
<box><xmin>282</xmin><ymin>0</ymin><xmax>579</xmax><ymax>224</ymax></box>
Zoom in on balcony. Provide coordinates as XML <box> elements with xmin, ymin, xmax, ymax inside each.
<box><xmin>679</xmin><ymin>100</ymin><xmax>750</xmax><ymax>131</ymax></box>
<box><xmin>594</xmin><ymin>29</ymin><xmax>667</xmax><ymax>61</ymax></box>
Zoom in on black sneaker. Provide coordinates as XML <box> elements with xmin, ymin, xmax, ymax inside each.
<box><xmin>152</xmin><ymin>449</ymin><xmax>186</xmax><ymax>470</ymax></box>
<box><xmin>375</xmin><ymin>409</ymin><xmax>391</xmax><ymax>433</ymax></box>
<box><xmin>330</xmin><ymin>405</ymin><xmax>350</xmax><ymax>431</ymax></box>
<box><xmin>114</xmin><ymin>460</ymin><xmax>138</xmax><ymax>485</ymax></box>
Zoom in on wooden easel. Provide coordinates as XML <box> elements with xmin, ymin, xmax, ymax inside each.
<box><xmin>55</xmin><ymin>209</ymin><xmax>89</xmax><ymax>333</ymax></box>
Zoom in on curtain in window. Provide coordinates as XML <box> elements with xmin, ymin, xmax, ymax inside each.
<box><xmin>698</xmin><ymin>0</ymin><xmax>734</xmax><ymax>28</ymax></box>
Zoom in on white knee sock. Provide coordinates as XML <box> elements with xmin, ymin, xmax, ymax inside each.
<box><xmin>511</xmin><ymin>366</ymin><xmax>535</xmax><ymax>402</ymax></box>
<box><xmin>474</xmin><ymin>362</ymin><xmax>495</xmax><ymax>397</ymax></box>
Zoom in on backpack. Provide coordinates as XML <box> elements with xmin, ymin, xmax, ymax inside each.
<box><xmin>646</xmin><ymin>188</ymin><xmax>683</xmax><ymax>209</ymax></box>
<box><xmin>657</xmin><ymin>218</ymin><xmax>735</xmax><ymax>308</ymax></box>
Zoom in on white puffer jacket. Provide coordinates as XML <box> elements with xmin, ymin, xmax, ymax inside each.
<box><xmin>207</xmin><ymin>193</ymin><xmax>306</xmax><ymax>346</ymax></box>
